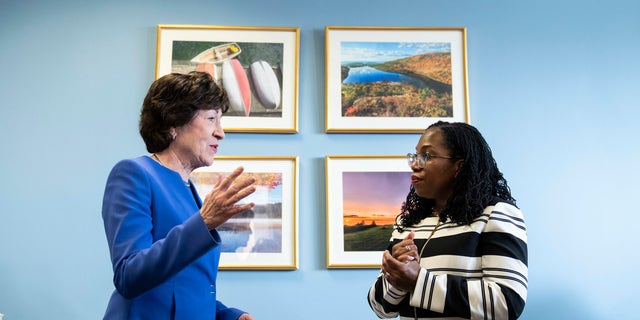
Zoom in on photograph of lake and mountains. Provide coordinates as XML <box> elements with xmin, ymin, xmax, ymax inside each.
<box><xmin>340</xmin><ymin>41</ymin><xmax>453</xmax><ymax>118</ymax></box>
<box><xmin>342</xmin><ymin>171</ymin><xmax>412</xmax><ymax>251</ymax></box>
<box><xmin>191</xmin><ymin>171</ymin><xmax>284</xmax><ymax>254</ymax></box>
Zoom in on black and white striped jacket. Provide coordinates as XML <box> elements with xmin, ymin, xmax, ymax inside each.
<box><xmin>368</xmin><ymin>200</ymin><xmax>528</xmax><ymax>319</ymax></box>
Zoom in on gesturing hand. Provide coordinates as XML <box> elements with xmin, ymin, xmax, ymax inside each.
<box><xmin>200</xmin><ymin>166</ymin><xmax>256</xmax><ymax>230</ymax></box>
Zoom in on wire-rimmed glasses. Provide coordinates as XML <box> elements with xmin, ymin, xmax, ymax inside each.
<box><xmin>406</xmin><ymin>152</ymin><xmax>458</xmax><ymax>168</ymax></box>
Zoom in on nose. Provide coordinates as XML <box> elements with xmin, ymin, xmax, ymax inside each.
<box><xmin>214</xmin><ymin>123</ymin><xmax>225</xmax><ymax>140</ymax></box>
<box><xmin>407</xmin><ymin>157</ymin><xmax>421</xmax><ymax>171</ymax></box>
<box><xmin>407</xmin><ymin>155</ymin><xmax>419</xmax><ymax>169</ymax></box>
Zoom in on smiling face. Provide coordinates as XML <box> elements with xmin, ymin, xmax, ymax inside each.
<box><xmin>172</xmin><ymin>109</ymin><xmax>225</xmax><ymax>170</ymax></box>
<box><xmin>410</xmin><ymin>127</ymin><xmax>463</xmax><ymax>210</ymax></box>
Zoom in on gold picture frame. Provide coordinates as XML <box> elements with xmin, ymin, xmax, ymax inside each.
<box><xmin>191</xmin><ymin>156</ymin><xmax>298</xmax><ymax>270</ymax></box>
<box><xmin>325</xmin><ymin>26</ymin><xmax>470</xmax><ymax>133</ymax></box>
<box><xmin>325</xmin><ymin>155</ymin><xmax>411</xmax><ymax>268</ymax></box>
<box><xmin>156</xmin><ymin>25</ymin><xmax>299</xmax><ymax>133</ymax></box>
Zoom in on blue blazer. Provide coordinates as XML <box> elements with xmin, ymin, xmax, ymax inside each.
<box><xmin>102</xmin><ymin>156</ymin><xmax>244</xmax><ymax>320</ymax></box>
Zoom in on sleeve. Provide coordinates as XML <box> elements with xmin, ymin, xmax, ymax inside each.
<box><xmin>367</xmin><ymin>272</ymin><xmax>409</xmax><ymax>318</ymax></box>
<box><xmin>367</xmin><ymin>242</ymin><xmax>410</xmax><ymax>319</ymax></box>
<box><xmin>409</xmin><ymin>203</ymin><xmax>528</xmax><ymax>319</ymax></box>
<box><xmin>102</xmin><ymin>160</ymin><xmax>219</xmax><ymax>299</ymax></box>
<box><xmin>215</xmin><ymin>300</ymin><xmax>245</xmax><ymax>320</ymax></box>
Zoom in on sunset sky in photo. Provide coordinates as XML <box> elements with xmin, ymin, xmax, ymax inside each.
<box><xmin>342</xmin><ymin>171</ymin><xmax>411</xmax><ymax>226</ymax></box>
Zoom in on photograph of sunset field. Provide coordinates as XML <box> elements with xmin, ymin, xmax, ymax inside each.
<box><xmin>342</xmin><ymin>171</ymin><xmax>412</xmax><ymax>251</ymax></box>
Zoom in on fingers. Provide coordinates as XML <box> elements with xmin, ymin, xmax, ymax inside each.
<box><xmin>200</xmin><ymin>166</ymin><xmax>257</xmax><ymax>229</ymax></box>
<box><xmin>230</xmin><ymin>202</ymin><xmax>255</xmax><ymax>215</ymax></box>
<box><xmin>224</xmin><ymin>178</ymin><xmax>256</xmax><ymax>206</ymax></box>
<box><xmin>382</xmin><ymin>250</ymin><xmax>403</xmax><ymax>282</ymax></box>
<box><xmin>404</xmin><ymin>230</ymin><xmax>415</xmax><ymax>241</ymax></box>
<box><xmin>212</xmin><ymin>166</ymin><xmax>245</xmax><ymax>191</ymax></box>
<box><xmin>207</xmin><ymin>166</ymin><xmax>256</xmax><ymax>205</ymax></box>
<box><xmin>392</xmin><ymin>240</ymin><xmax>416</xmax><ymax>258</ymax></box>
<box><xmin>224</xmin><ymin>166</ymin><xmax>245</xmax><ymax>184</ymax></box>
<box><xmin>382</xmin><ymin>249</ymin><xmax>421</xmax><ymax>291</ymax></box>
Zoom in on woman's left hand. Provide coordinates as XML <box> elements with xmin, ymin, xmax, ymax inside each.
<box><xmin>238</xmin><ymin>313</ymin><xmax>254</xmax><ymax>320</ymax></box>
<box><xmin>391</xmin><ymin>231</ymin><xmax>418</xmax><ymax>262</ymax></box>
<box><xmin>381</xmin><ymin>250</ymin><xmax>421</xmax><ymax>292</ymax></box>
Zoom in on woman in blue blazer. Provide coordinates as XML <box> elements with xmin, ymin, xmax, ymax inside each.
<box><xmin>102</xmin><ymin>71</ymin><xmax>256</xmax><ymax>320</ymax></box>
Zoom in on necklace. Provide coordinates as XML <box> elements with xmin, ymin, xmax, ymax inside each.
<box><xmin>414</xmin><ymin>217</ymin><xmax>441</xmax><ymax>320</ymax></box>
<box><xmin>417</xmin><ymin>218</ymin><xmax>441</xmax><ymax>261</ymax></box>
<box><xmin>152</xmin><ymin>153</ymin><xmax>191</xmax><ymax>187</ymax></box>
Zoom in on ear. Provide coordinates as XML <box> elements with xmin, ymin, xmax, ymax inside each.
<box><xmin>454</xmin><ymin>159</ymin><xmax>464</xmax><ymax>177</ymax></box>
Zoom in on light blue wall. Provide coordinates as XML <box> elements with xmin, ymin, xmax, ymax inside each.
<box><xmin>1</xmin><ymin>0</ymin><xmax>638</xmax><ymax>319</ymax></box>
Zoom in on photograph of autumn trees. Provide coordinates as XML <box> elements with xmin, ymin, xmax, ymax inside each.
<box><xmin>340</xmin><ymin>41</ymin><xmax>453</xmax><ymax>118</ymax></box>
<box><xmin>191</xmin><ymin>171</ymin><xmax>284</xmax><ymax>253</ymax></box>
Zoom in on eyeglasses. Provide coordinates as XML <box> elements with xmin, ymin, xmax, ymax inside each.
<box><xmin>407</xmin><ymin>152</ymin><xmax>458</xmax><ymax>168</ymax></box>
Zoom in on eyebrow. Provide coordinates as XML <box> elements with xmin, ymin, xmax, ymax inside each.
<box><xmin>417</xmin><ymin>144</ymin><xmax>435</xmax><ymax>152</ymax></box>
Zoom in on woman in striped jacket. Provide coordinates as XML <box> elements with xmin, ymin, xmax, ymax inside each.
<box><xmin>368</xmin><ymin>122</ymin><xmax>528</xmax><ymax>320</ymax></box>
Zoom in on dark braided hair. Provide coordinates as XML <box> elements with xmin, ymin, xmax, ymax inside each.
<box><xmin>396</xmin><ymin>121</ymin><xmax>515</xmax><ymax>230</ymax></box>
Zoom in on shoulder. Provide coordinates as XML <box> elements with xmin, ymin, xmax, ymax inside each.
<box><xmin>109</xmin><ymin>156</ymin><xmax>155</xmax><ymax>174</ymax></box>
<box><xmin>106</xmin><ymin>156</ymin><xmax>157</xmax><ymax>183</ymax></box>
<box><xmin>482</xmin><ymin>200</ymin><xmax>527</xmax><ymax>239</ymax></box>
<box><xmin>485</xmin><ymin>196</ymin><xmax>523</xmax><ymax>220</ymax></box>
<box><xmin>111</xmin><ymin>156</ymin><xmax>153</xmax><ymax>170</ymax></box>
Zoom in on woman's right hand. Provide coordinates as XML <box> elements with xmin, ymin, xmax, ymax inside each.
<box><xmin>199</xmin><ymin>166</ymin><xmax>256</xmax><ymax>230</ymax></box>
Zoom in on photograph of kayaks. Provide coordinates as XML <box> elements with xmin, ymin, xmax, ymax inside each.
<box><xmin>155</xmin><ymin>25</ymin><xmax>299</xmax><ymax>132</ymax></box>
<box><xmin>191</xmin><ymin>44</ymin><xmax>282</xmax><ymax>116</ymax></box>
<box><xmin>170</xmin><ymin>41</ymin><xmax>283</xmax><ymax>117</ymax></box>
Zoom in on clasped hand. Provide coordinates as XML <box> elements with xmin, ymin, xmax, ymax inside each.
<box><xmin>200</xmin><ymin>166</ymin><xmax>256</xmax><ymax>230</ymax></box>
<box><xmin>381</xmin><ymin>231</ymin><xmax>422</xmax><ymax>292</ymax></box>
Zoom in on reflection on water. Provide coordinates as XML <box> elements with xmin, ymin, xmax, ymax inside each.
<box><xmin>343</xmin><ymin>66</ymin><xmax>425</xmax><ymax>87</ymax></box>
<box><xmin>219</xmin><ymin>218</ymin><xmax>282</xmax><ymax>253</ymax></box>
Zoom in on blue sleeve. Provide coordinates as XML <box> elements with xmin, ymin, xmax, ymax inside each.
<box><xmin>215</xmin><ymin>300</ymin><xmax>245</xmax><ymax>320</ymax></box>
<box><xmin>102</xmin><ymin>159</ymin><xmax>219</xmax><ymax>299</ymax></box>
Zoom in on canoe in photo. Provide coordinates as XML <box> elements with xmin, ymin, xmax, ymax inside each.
<box><xmin>191</xmin><ymin>43</ymin><xmax>242</xmax><ymax>64</ymax></box>
<box><xmin>222</xmin><ymin>59</ymin><xmax>251</xmax><ymax>116</ymax></box>
<box><xmin>195</xmin><ymin>63</ymin><xmax>218</xmax><ymax>83</ymax></box>
<box><xmin>250</xmin><ymin>60</ymin><xmax>281</xmax><ymax>110</ymax></box>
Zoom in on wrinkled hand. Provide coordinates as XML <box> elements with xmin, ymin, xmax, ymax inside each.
<box><xmin>382</xmin><ymin>231</ymin><xmax>421</xmax><ymax>291</ymax></box>
<box><xmin>200</xmin><ymin>166</ymin><xmax>256</xmax><ymax>230</ymax></box>
<box><xmin>238</xmin><ymin>313</ymin><xmax>254</xmax><ymax>320</ymax></box>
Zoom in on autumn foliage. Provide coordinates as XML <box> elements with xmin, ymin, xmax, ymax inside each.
<box><xmin>341</xmin><ymin>52</ymin><xmax>454</xmax><ymax>118</ymax></box>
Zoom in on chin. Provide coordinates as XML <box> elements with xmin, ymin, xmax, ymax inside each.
<box><xmin>413</xmin><ymin>188</ymin><xmax>430</xmax><ymax>199</ymax></box>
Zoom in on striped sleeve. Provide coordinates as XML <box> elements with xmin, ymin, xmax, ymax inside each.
<box><xmin>368</xmin><ymin>271</ymin><xmax>410</xmax><ymax>318</ymax></box>
<box><xmin>409</xmin><ymin>202</ymin><xmax>528</xmax><ymax>319</ymax></box>
<box><xmin>471</xmin><ymin>202</ymin><xmax>528</xmax><ymax>319</ymax></box>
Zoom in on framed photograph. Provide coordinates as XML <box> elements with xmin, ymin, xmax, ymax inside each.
<box><xmin>325</xmin><ymin>26</ymin><xmax>469</xmax><ymax>133</ymax></box>
<box><xmin>190</xmin><ymin>156</ymin><xmax>298</xmax><ymax>269</ymax></box>
<box><xmin>156</xmin><ymin>25</ymin><xmax>299</xmax><ymax>133</ymax></box>
<box><xmin>325</xmin><ymin>155</ymin><xmax>412</xmax><ymax>268</ymax></box>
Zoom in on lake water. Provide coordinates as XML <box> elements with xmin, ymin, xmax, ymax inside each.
<box><xmin>219</xmin><ymin>218</ymin><xmax>282</xmax><ymax>253</ymax></box>
<box><xmin>343</xmin><ymin>66</ymin><xmax>425</xmax><ymax>87</ymax></box>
